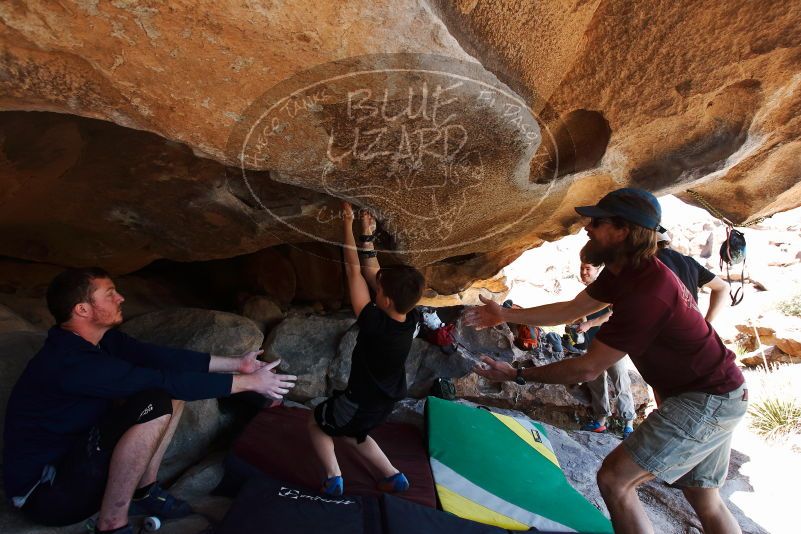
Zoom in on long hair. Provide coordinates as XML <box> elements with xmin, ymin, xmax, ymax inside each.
<box><xmin>608</xmin><ymin>217</ymin><xmax>658</xmax><ymax>268</ymax></box>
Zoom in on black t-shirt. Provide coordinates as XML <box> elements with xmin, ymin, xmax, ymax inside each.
<box><xmin>656</xmin><ymin>248</ymin><xmax>715</xmax><ymax>303</ymax></box>
<box><xmin>346</xmin><ymin>303</ymin><xmax>419</xmax><ymax>405</ymax></box>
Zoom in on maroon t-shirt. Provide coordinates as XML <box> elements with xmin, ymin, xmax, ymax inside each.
<box><xmin>586</xmin><ymin>257</ymin><xmax>743</xmax><ymax>399</ymax></box>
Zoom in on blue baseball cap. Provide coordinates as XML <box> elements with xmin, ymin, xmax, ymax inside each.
<box><xmin>575</xmin><ymin>188</ymin><xmax>666</xmax><ymax>232</ymax></box>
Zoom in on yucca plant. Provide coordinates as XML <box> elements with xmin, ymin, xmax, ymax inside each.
<box><xmin>745</xmin><ymin>364</ymin><xmax>801</xmax><ymax>442</ymax></box>
<box><xmin>748</xmin><ymin>396</ymin><xmax>801</xmax><ymax>440</ymax></box>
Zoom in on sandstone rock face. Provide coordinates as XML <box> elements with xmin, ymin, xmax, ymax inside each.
<box><xmin>2</xmin><ymin>2</ymin><xmax>799</xmax><ymax>294</ymax></box>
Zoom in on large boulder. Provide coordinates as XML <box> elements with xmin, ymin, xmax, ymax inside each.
<box><xmin>120</xmin><ymin>308</ymin><xmax>264</xmax><ymax>481</ymax></box>
<box><xmin>455</xmin><ymin>363</ymin><xmax>650</xmax><ymax>428</ymax></box>
<box><xmin>0</xmin><ymin>305</ymin><xmax>38</xmax><ymax>335</ymax></box>
<box><xmin>263</xmin><ymin>312</ymin><xmax>356</xmax><ymax>401</ymax></box>
<box><xmin>120</xmin><ymin>308</ymin><xmax>263</xmax><ymax>356</ymax></box>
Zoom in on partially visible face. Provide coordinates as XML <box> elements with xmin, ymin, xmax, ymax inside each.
<box><xmin>86</xmin><ymin>277</ymin><xmax>125</xmax><ymax>327</ymax></box>
<box><xmin>579</xmin><ymin>263</ymin><xmax>600</xmax><ymax>285</ymax></box>
<box><xmin>583</xmin><ymin>218</ymin><xmax>628</xmax><ymax>265</ymax></box>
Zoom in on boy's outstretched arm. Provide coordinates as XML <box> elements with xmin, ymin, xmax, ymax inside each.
<box><xmin>342</xmin><ymin>202</ymin><xmax>371</xmax><ymax>317</ymax></box>
<box><xmin>359</xmin><ymin>209</ymin><xmax>380</xmax><ymax>292</ymax></box>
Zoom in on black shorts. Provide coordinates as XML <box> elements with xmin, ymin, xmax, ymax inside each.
<box><xmin>313</xmin><ymin>390</ymin><xmax>394</xmax><ymax>443</ymax></box>
<box><xmin>20</xmin><ymin>389</ymin><xmax>173</xmax><ymax>527</ymax></box>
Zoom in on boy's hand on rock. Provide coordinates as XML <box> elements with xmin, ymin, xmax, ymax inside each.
<box><xmin>341</xmin><ymin>201</ymin><xmax>355</xmax><ymax>222</ymax></box>
<box><xmin>360</xmin><ymin>209</ymin><xmax>376</xmax><ymax>235</ymax></box>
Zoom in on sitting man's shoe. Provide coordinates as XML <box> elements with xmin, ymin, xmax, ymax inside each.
<box><xmin>129</xmin><ymin>482</ymin><xmax>192</xmax><ymax>519</ymax></box>
<box><xmin>623</xmin><ymin>425</ymin><xmax>635</xmax><ymax>439</ymax></box>
<box><xmin>322</xmin><ymin>475</ymin><xmax>344</xmax><ymax>496</ymax></box>
<box><xmin>377</xmin><ymin>472</ymin><xmax>409</xmax><ymax>493</ymax></box>
<box><xmin>580</xmin><ymin>420</ymin><xmax>607</xmax><ymax>433</ymax></box>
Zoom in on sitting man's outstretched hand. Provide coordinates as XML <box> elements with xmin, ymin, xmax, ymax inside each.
<box><xmin>473</xmin><ymin>355</ymin><xmax>515</xmax><ymax>382</ymax></box>
<box><xmin>237</xmin><ymin>350</ymin><xmax>270</xmax><ymax>374</ymax></box>
<box><xmin>464</xmin><ymin>295</ymin><xmax>506</xmax><ymax>331</ymax></box>
<box><xmin>233</xmin><ymin>359</ymin><xmax>297</xmax><ymax>399</ymax></box>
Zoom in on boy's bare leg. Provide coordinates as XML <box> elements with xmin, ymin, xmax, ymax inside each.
<box><xmin>341</xmin><ymin>435</ymin><xmax>398</xmax><ymax>478</ymax></box>
<box><xmin>96</xmin><ymin>414</ymin><xmax>171</xmax><ymax>531</ymax></box>
<box><xmin>307</xmin><ymin>414</ymin><xmax>341</xmax><ymax>478</ymax></box>
<box><xmin>138</xmin><ymin>399</ymin><xmax>184</xmax><ymax>488</ymax></box>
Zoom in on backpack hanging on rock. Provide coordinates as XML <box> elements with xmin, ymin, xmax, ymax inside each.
<box><xmin>720</xmin><ymin>226</ymin><xmax>747</xmax><ymax>306</ymax></box>
<box><xmin>686</xmin><ymin>189</ymin><xmax>772</xmax><ymax>307</ymax></box>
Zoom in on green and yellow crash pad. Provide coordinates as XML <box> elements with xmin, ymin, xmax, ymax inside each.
<box><xmin>426</xmin><ymin>397</ymin><xmax>613</xmax><ymax>533</ymax></box>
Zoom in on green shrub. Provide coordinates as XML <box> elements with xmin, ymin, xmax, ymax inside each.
<box><xmin>748</xmin><ymin>397</ymin><xmax>801</xmax><ymax>440</ymax></box>
<box><xmin>776</xmin><ymin>293</ymin><xmax>801</xmax><ymax>318</ymax></box>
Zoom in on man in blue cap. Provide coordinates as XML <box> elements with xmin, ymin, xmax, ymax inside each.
<box><xmin>466</xmin><ymin>188</ymin><xmax>746</xmax><ymax>534</ymax></box>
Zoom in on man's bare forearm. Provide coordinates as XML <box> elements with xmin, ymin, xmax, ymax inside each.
<box><xmin>230</xmin><ymin>373</ymin><xmax>252</xmax><ymax>394</ymax></box>
<box><xmin>505</xmin><ymin>301</ymin><xmax>585</xmax><ymax>327</ymax></box>
<box><xmin>208</xmin><ymin>355</ymin><xmax>240</xmax><ymax>373</ymax></box>
<box><xmin>520</xmin><ymin>356</ymin><xmax>601</xmax><ymax>384</ymax></box>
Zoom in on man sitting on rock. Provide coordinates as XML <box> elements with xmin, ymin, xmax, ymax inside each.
<box><xmin>3</xmin><ymin>267</ymin><xmax>297</xmax><ymax>534</ymax></box>
<box><xmin>573</xmin><ymin>257</ymin><xmax>635</xmax><ymax>438</ymax></box>
<box><xmin>466</xmin><ymin>188</ymin><xmax>747</xmax><ymax>534</ymax></box>
<box><xmin>307</xmin><ymin>203</ymin><xmax>424</xmax><ymax>497</ymax></box>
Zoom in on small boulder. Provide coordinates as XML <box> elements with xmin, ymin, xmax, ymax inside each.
<box><xmin>239</xmin><ymin>295</ymin><xmax>285</xmax><ymax>332</ymax></box>
<box><xmin>775</xmin><ymin>337</ymin><xmax>801</xmax><ymax>358</ymax></box>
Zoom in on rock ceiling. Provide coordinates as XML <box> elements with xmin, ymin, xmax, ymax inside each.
<box><xmin>1</xmin><ymin>1</ymin><xmax>800</xmax><ymax>293</ymax></box>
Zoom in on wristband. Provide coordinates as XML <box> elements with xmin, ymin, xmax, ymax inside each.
<box><xmin>358</xmin><ymin>249</ymin><xmax>378</xmax><ymax>258</ymax></box>
<box><xmin>514</xmin><ymin>367</ymin><xmax>526</xmax><ymax>385</ymax></box>
<box><xmin>358</xmin><ymin>234</ymin><xmax>375</xmax><ymax>243</ymax></box>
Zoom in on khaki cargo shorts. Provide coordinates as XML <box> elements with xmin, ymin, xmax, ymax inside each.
<box><xmin>624</xmin><ymin>383</ymin><xmax>747</xmax><ymax>488</ymax></box>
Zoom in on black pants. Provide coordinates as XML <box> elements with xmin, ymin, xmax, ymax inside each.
<box><xmin>21</xmin><ymin>389</ymin><xmax>173</xmax><ymax>527</ymax></box>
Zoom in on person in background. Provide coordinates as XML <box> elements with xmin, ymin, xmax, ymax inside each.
<box><xmin>656</xmin><ymin>230</ymin><xmax>730</xmax><ymax>323</ymax></box>
<box><xmin>574</xmin><ymin>259</ymin><xmax>635</xmax><ymax>438</ymax></box>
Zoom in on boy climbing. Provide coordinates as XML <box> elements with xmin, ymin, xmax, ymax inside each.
<box><xmin>307</xmin><ymin>202</ymin><xmax>425</xmax><ymax>497</ymax></box>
